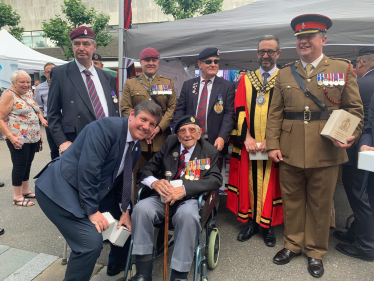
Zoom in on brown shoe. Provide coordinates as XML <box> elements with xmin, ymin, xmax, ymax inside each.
<box><xmin>273</xmin><ymin>248</ymin><xmax>301</xmax><ymax>265</ymax></box>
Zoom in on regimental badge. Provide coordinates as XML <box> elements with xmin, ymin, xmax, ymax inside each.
<box><xmin>217</xmin><ymin>50</ymin><xmax>220</xmax><ymax>56</ymax></box>
<box><xmin>84</xmin><ymin>29</ymin><xmax>87</xmax><ymax>35</ymax></box>
<box><xmin>172</xmin><ymin>151</ymin><xmax>179</xmax><ymax>159</ymax></box>
<box><xmin>302</xmin><ymin>22</ymin><xmax>305</xmax><ymax>29</ymax></box>
<box><xmin>338</xmin><ymin>118</ymin><xmax>351</xmax><ymax>132</ymax></box>
<box><xmin>94</xmin><ymin>54</ymin><xmax>98</xmax><ymax>60</ymax></box>
<box><xmin>214</xmin><ymin>103</ymin><xmax>223</xmax><ymax>114</ymax></box>
<box><xmin>191</xmin><ymin>116</ymin><xmax>195</xmax><ymax>122</ymax></box>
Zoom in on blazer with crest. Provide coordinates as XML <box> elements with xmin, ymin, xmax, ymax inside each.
<box><xmin>35</xmin><ymin>117</ymin><xmax>141</xmax><ymax>218</ymax></box>
<box><xmin>136</xmin><ymin>135</ymin><xmax>222</xmax><ymax>200</ymax></box>
<box><xmin>266</xmin><ymin>55</ymin><xmax>364</xmax><ymax>169</ymax></box>
<box><xmin>174</xmin><ymin>76</ymin><xmax>235</xmax><ymax>154</ymax></box>
<box><xmin>47</xmin><ymin>61</ymin><xmax>119</xmax><ymax>147</ymax></box>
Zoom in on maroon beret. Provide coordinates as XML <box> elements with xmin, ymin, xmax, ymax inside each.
<box><xmin>69</xmin><ymin>26</ymin><xmax>95</xmax><ymax>40</ymax></box>
<box><xmin>139</xmin><ymin>48</ymin><xmax>160</xmax><ymax>60</ymax></box>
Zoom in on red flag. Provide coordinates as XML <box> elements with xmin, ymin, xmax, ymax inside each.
<box><xmin>124</xmin><ymin>0</ymin><xmax>132</xmax><ymax>29</ymax></box>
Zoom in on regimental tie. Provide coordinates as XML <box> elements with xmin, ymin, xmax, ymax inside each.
<box><xmin>262</xmin><ymin>72</ymin><xmax>270</xmax><ymax>85</ymax></box>
<box><xmin>121</xmin><ymin>141</ymin><xmax>134</xmax><ymax>211</ymax></box>
<box><xmin>196</xmin><ymin>80</ymin><xmax>211</xmax><ymax>134</ymax></box>
<box><xmin>83</xmin><ymin>69</ymin><xmax>105</xmax><ymax>119</ymax></box>
<box><xmin>174</xmin><ymin>149</ymin><xmax>188</xmax><ymax>180</ymax></box>
<box><xmin>305</xmin><ymin>64</ymin><xmax>314</xmax><ymax>77</ymax></box>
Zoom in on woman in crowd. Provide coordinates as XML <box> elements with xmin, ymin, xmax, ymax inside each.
<box><xmin>0</xmin><ymin>70</ymin><xmax>42</xmax><ymax>207</ymax></box>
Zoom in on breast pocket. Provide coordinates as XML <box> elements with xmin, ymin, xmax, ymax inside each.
<box><xmin>318</xmin><ymin>85</ymin><xmax>343</xmax><ymax>107</ymax></box>
<box><xmin>281</xmin><ymin>84</ymin><xmax>300</xmax><ymax>107</ymax></box>
<box><xmin>130</xmin><ymin>90</ymin><xmax>148</xmax><ymax>105</ymax></box>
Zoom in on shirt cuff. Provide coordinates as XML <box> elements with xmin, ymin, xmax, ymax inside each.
<box><xmin>141</xmin><ymin>176</ymin><xmax>158</xmax><ymax>189</ymax></box>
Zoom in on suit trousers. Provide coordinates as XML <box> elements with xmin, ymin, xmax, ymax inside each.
<box><xmin>368</xmin><ymin>172</ymin><xmax>374</xmax><ymax>221</ymax></box>
<box><xmin>35</xmin><ymin>186</ymin><xmax>130</xmax><ymax>281</ymax></box>
<box><xmin>45</xmin><ymin>126</ymin><xmax>59</xmax><ymax>160</ymax></box>
<box><xmin>279</xmin><ymin>162</ymin><xmax>339</xmax><ymax>259</ymax></box>
<box><xmin>342</xmin><ymin>165</ymin><xmax>374</xmax><ymax>256</ymax></box>
<box><xmin>132</xmin><ymin>196</ymin><xmax>201</xmax><ymax>272</ymax></box>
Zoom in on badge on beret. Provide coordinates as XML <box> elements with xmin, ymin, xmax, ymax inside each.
<box><xmin>94</xmin><ymin>54</ymin><xmax>98</xmax><ymax>59</ymax></box>
<box><xmin>84</xmin><ymin>29</ymin><xmax>87</xmax><ymax>35</ymax></box>
<box><xmin>302</xmin><ymin>22</ymin><xmax>305</xmax><ymax>29</ymax></box>
<box><xmin>191</xmin><ymin>117</ymin><xmax>195</xmax><ymax>122</ymax></box>
<box><xmin>217</xmin><ymin>50</ymin><xmax>220</xmax><ymax>55</ymax></box>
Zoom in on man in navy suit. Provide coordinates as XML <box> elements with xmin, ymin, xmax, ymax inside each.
<box><xmin>35</xmin><ymin>101</ymin><xmax>162</xmax><ymax>281</ymax></box>
<box><xmin>48</xmin><ymin>26</ymin><xmax>119</xmax><ymax>154</ymax></box>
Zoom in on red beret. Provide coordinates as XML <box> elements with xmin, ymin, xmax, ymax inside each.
<box><xmin>139</xmin><ymin>48</ymin><xmax>160</xmax><ymax>60</ymax></box>
<box><xmin>69</xmin><ymin>26</ymin><xmax>95</xmax><ymax>40</ymax></box>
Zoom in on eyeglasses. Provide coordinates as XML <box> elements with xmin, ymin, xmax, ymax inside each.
<box><xmin>44</xmin><ymin>71</ymin><xmax>51</xmax><ymax>74</ymax></box>
<box><xmin>257</xmin><ymin>50</ymin><xmax>278</xmax><ymax>56</ymax></box>
<box><xmin>352</xmin><ymin>59</ymin><xmax>366</xmax><ymax>67</ymax></box>
<box><xmin>202</xmin><ymin>59</ymin><xmax>220</xmax><ymax>65</ymax></box>
<box><xmin>178</xmin><ymin>127</ymin><xmax>197</xmax><ymax>134</ymax></box>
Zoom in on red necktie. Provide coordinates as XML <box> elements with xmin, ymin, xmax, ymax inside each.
<box><xmin>174</xmin><ymin>149</ymin><xmax>188</xmax><ymax>180</ymax></box>
<box><xmin>83</xmin><ymin>69</ymin><xmax>105</xmax><ymax>119</ymax></box>
<box><xmin>196</xmin><ymin>80</ymin><xmax>210</xmax><ymax>134</ymax></box>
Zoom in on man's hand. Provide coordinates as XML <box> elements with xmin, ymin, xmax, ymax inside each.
<box><xmin>164</xmin><ymin>186</ymin><xmax>186</xmax><ymax>205</ymax></box>
<box><xmin>331</xmin><ymin>136</ymin><xmax>355</xmax><ymax>148</ymax></box>
<box><xmin>59</xmin><ymin>141</ymin><xmax>72</xmax><ymax>154</ymax></box>
<box><xmin>360</xmin><ymin>145</ymin><xmax>374</xmax><ymax>152</ymax></box>
<box><xmin>118</xmin><ymin>209</ymin><xmax>131</xmax><ymax>231</ymax></box>
<box><xmin>258</xmin><ymin>139</ymin><xmax>267</xmax><ymax>153</ymax></box>
<box><xmin>88</xmin><ymin>211</ymin><xmax>109</xmax><ymax>233</ymax></box>
<box><xmin>146</xmin><ymin>126</ymin><xmax>161</xmax><ymax>144</ymax></box>
<box><xmin>244</xmin><ymin>136</ymin><xmax>258</xmax><ymax>155</ymax></box>
<box><xmin>151</xmin><ymin>179</ymin><xmax>172</xmax><ymax>197</ymax></box>
<box><xmin>40</xmin><ymin>117</ymin><xmax>48</xmax><ymax>127</ymax></box>
<box><xmin>214</xmin><ymin>137</ymin><xmax>225</xmax><ymax>152</ymax></box>
<box><xmin>268</xmin><ymin>149</ymin><xmax>283</xmax><ymax>162</ymax></box>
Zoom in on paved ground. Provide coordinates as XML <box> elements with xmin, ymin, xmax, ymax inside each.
<box><xmin>0</xmin><ymin>127</ymin><xmax>373</xmax><ymax>280</ymax></box>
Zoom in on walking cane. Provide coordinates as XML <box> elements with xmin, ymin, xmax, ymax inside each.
<box><xmin>163</xmin><ymin>171</ymin><xmax>172</xmax><ymax>281</ymax></box>
<box><xmin>147</xmin><ymin>143</ymin><xmax>153</xmax><ymax>161</ymax></box>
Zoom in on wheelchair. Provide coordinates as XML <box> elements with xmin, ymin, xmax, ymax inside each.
<box><xmin>118</xmin><ymin>187</ymin><xmax>221</xmax><ymax>281</ymax></box>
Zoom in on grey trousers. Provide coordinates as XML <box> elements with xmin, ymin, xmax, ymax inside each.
<box><xmin>132</xmin><ymin>196</ymin><xmax>201</xmax><ymax>272</ymax></box>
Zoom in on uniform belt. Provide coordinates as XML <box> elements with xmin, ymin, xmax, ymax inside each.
<box><xmin>284</xmin><ymin>111</ymin><xmax>331</xmax><ymax>121</ymax></box>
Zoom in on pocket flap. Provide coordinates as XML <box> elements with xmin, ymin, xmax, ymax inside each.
<box><xmin>281</xmin><ymin>121</ymin><xmax>293</xmax><ymax>132</ymax></box>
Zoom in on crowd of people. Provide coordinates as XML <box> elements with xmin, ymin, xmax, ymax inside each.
<box><xmin>0</xmin><ymin>12</ymin><xmax>374</xmax><ymax>281</ymax></box>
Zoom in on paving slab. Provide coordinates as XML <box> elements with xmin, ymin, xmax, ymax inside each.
<box><xmin>0</xmin><ymin>245</ymin><xmax>10</xmax><ymax>255</ymax></box>
<box><xmin>4</xmin><ymin>253</ymin><xmax>58</xmax><ymax>281</ymax></box>
<box><xmin>0</xmin><ymin>248</ymin><xmax>38</xmax><ymax>280</ymax></box>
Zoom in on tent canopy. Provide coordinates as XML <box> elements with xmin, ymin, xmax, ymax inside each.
<box><xmin>124</xmin><ymin>0</ymin><xmax>374</xmax><ymax>69</ymax></box>
<box><xmin>0</xmin><ymin>29</ymin><xmax>66</xmax><ymax>71</ymax></box>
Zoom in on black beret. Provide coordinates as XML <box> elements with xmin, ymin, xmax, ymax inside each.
<box><xmin>174</xmin><ymin>115</ymin><xmax>197</xmax><ymax>133</ymax></box>
<box><xmin>92</xmin><ymin>53</ymin><xmax>102</xmax><ymax>61</ymax></box>
<box><xmin>291</xmin><ymin>14</ymin><xmax>332</xmax><ymax>36</ymax></box>
<box><xmin>69</xmin><ymin>26</ymin><xmax>95</xmax><ymax>40</ymax></box>
<box><xmin>358</xmin><ymin>46</ymin><xmax>374</xmax><ymax>57</ymax></box>
<box><xmin>198</xmin><ymin>47</ymin><xmax>220</xmax><ymax>60</ymax></box>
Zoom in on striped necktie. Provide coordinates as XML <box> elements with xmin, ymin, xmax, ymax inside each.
<box><xmin>121</xmin><ymin>141</ymin><xmax>134</xmax><ymax>211</ymax></box>
<box><xmin>82</xmin><ymin>69</ymin><xmax>105</xmax><ymax>119</ymax></box>
<box><xmin>196</xmin><ymin>80</ymin><xmax>210</xmax><ymax>134</ymax></box>
<box><xmin>174</xmin><ymin>149</ymin><xmax>188</xmax><ymax>180</ymax></box>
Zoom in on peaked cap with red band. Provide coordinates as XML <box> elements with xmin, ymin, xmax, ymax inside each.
<box><xmin>291</xmin><ymin>14</ymin><xmax>332</xmax><ymax>36</ymax></box>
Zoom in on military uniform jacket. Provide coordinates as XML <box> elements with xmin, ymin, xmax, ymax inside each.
<box><xmin>266</xmin><ymin>55</ymin><xmax>364</xmax><ymax>168</ymax></box>
<box><xmin>120</xmin><ymin>73</ymin><xmax>177</xmax><ymax>152</ymax></box>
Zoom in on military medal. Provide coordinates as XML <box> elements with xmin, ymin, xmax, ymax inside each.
<box><xmin>323</xmin><ymin>73</ymin><xmax>329</xmax><ymax>86</ymax></box>
<box><xmin>201</xmin><ymin>159</ymin><xmax>205</xmax><ymax>170</ymax></box>
<box><xmin>111</xmin><ymin>91</ymin><xmax>118</xmax><ymax>103</ymax></box>
<box><xmin>328</xmin><ymin>73</ymin><xmax>334</xmax><ymax>87</ymax></box>
<box><xmin>192</xmin><ymin>82</ymin><xmax>198</xmax><ymax>95</ymax></box>
<box><xmin>338</xmin><ymin>73</ymin><xmax>345</xmax><ymax>86</ymax></box>
<box><xmin>333</xmin><ymin>73</ymin><xmax>339</xmax><ymax>86</ymax></box>
<box><xmin>194</xmin><ymin>169</ymin><xmax>200</xmax><ymax>180</ymax></box>
<box><xmin>172</xmin><ymin>151</ymin><xmax>179</xmax><ymax>160</ymax></box>
<box><xmin>214</xmin><ymin>102</ymin><xmax>223</xmax><ymax>114</ymax></box>
<box><xmin>185</xmin><ymin>161</ymin><xmax>190</xmax><ymax>180</ymax></box>
<box><xmin>218</xmin><ymin>94</ymin><xmax>223</xmax><ymax>105</ymax></box>
<box><xmin>197</xmin><ymin>159</ymin><xmax>201</xmax><ymax>170</ymax></box>
<box><xmin>192</xmin><ymin>160</ymin><xmax>196</xmax><ymax>171</ymax></box>
<box><xmin>205</xmin><ymin>158</ymin><xmax>210</xmax><ymax>170</ymax></box>
<box><xmin>189</xmin><ymin>170</ymin><xmax>194</xmax><ymax>181</ymax></box>
<box><xmin>317</xmin><ymin>74</ymin><xmax>324</xmax><ymax>86</ymax></box>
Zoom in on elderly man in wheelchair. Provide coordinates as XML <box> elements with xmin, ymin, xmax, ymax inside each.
<box><xmin>128</xmin><ymin>115</ymin><xmax>222</xmax><ymax>281</ymax></box>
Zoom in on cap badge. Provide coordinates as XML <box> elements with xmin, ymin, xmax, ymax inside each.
<box><xmin>94</xmin><ymin>54</ymin><xmax>98</xmax><ymax>59</ymax></box>
<box><xmin>84</xmin><ymin>29</ymin><xmax>87</xmax><ymax>35</ymax></box>
<box><xmin>191</xmin><ymin>117</ymin><xmax>195</xmax><ymax>122</ymax></box>
<box><xmin>217</xmin><ymin>50</ymin><xmax>220</xmax><ymax>55</ymax></box>
<box><xmin>302</xmin><ymin>22</ymin><xmax>305</xmax><ymax>29</ymax></box>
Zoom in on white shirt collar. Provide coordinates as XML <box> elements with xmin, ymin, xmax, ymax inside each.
<box><xmin>200</xmin><ymin>76</ymin><xmax>215</xmax><ymax>84</ymax></box>
<box><xmin>300</xmin><ymin>53</ymin><xmax>324</xmax><ymax>69</ymax></box>
<box><xmin>363</xmin><ymin>68</ymin><xmax>374</xmax><ymax>77</ymax></box>
<box><xmin>179</xmin><ymin>143</ymin><xmax>195</xmax><ymax>155</ymax></box>
<box><xmin>75</xmin><ymin>59</ymin><xmax>95</xmax><ymax>74</ymax></box>
<box><xmin>126</xmin><ymin>121</ymin><xmax>137</xmax><ymax>145</ymax></box>
<box><xmin>260</xmin><ymin>65</ymin><xmax>278</xmax><ymax>79</ymax></box>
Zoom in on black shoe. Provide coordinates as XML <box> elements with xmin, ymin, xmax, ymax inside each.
<box><xmin>237</xmin><ymin>221</ymin><xmax>258</xmax><ymax>242</ymax></box>
<box><xmin>263</xmin><ymin>227</ymin><xmax>276</xmax><ymax>247</ymax></box>
<box><xmin>333</xmin><ymin>230</ymin><xmax>355</xmax><ymax>243</ymax></box>
<box><xmin>0</xmin><ymin>182</ymin><xmax>4</xmax><ymax>187</ymax></box>
<box><xmin>129</xmin><ymin>273</ymin><xmax>148</xmax><ymax>281</ymax></box>
<box><xmin>106</xmin><ymin>263</ymin><xmax>126</xmax><ymax>276</ymax></box>
<box><xmin>273</xmin><ymin>248</ymin><xmax>301</xmax><ymax>265</ymax></box>
<box><xmin>173</xmin><ymin>279</ymin><xmax>187</xmax><ymax>281</ymax></box>
<box><xmin>0</xmin><ymin>228</ymin><xmax>4</xmax><ymax>235</ymax></box>
<box><xmin>308</xmin><ymin>257</ymin><xmax>324</xmax><ymax>278</ymax></box>
<box><xmin>336</xmin><ymin>243</ymin><xmax>374</xmax><ymax>261</ymax></box>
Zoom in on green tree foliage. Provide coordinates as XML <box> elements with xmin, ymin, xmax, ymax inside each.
<box><xmin>155</xmin><ymin>0</ymin><xmax>223</xmax><ymax>20</ymax></box>
<box><xmin>0</xmin><ymin>1</ymin><xmax>25</xmax><ymax>41</ymax></box>
<box><xmin>42</xmin><ymin>0</ymin><xmax>112</xmax><ymax>59</ymax></box>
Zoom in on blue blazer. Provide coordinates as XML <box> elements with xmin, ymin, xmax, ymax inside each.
<box><xmin>359</xmin><ymin>93</ymin><xmax>374</xmax><ymax>149</ymax></box>
<box><xmin>35</xmin><ymin>117</ymin><xmax>141</xmax><ymax>218</ymax></box>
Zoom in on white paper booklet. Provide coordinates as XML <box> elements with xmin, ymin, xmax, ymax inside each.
<box><xmin>102</xmin><ymin>212</ymin><xmax>131</xmax><ymax>247</ymax></box>
<box><xmin>249</xmin><ymin>143</ymin><xmax>268</xmax><ymax>160</ymax></box>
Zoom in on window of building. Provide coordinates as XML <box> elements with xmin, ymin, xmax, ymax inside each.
<box><xmin>22</xmin><ymin>31</ymin><xmax>56</xmax><ymax>48</ymax></box>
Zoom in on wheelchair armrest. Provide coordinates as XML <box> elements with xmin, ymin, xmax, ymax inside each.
<box><xmin>137</xmin><ymin>184</ymin><xmax>145</xmax><ymax>203</ymax></box>
<box><xmin>199</xmin><ymin>190</ymin><xmax>217</xmax><ymax>227</ymax></box>
<box><xmin>198</xmin><ymin>192</ymin><xmax>210</xmax><ymax>209</ymax></box>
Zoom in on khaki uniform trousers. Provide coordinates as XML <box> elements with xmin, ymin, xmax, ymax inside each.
<box><xmin>279</xmin><ymin>162</ymin><xmax>339</xmax><ymax>259</ymax></box>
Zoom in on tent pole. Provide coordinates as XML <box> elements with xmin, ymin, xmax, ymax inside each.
<box><xmin>118</xmin><ymin>0</ymin><xmax>125</xmax><ymax>105</ymax></box>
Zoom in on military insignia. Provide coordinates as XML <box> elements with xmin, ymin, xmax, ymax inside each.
<box><xmin>205</xmin><ymin>158</ymin><xmax>211</xmax><ymax>170</ymax></box>
<box><xmin>217</xmin><ymin>50</ymin><xmax>220</xmax><ymax>55</ymax></box>
<box><xmin>111</xmin><ymin>91</ymin><xmax>118</xmax><ymax>104</ymax></box>
<box><xmin>84</xmin><ymin>29</ymin><xmax>87</xmax><ymax>35</ymax></box>
<box><xmin>302</xmin><ymin>22</ymin><xmax>305</xmax><ymax>29</ymax></box>
<box><xmin>218</xmin><ymin>94</ymin><xmax>223</xmax><ymax>105</ymax></box>
<box><xmin>192</xmin><ymin>82</ymin><xmax>198</xmax><ymax>95</ymax></box>
<box><xmin>338</xmin><ymin>118</ymin><xmax>351</xmax><ymax>132</ymax></box>
<box><xmin>94</xmin><ymin>54</ymin><xmax>98</xmax><ymax>59</ymax></box>
<box><xmin>317</xmin><ymin>73</ymin><xmax>324</xmax><ymax>86</ymax></box>
<box><xmin>323</xmin><ymin>73</ymin><xmax>329</xmax><ymax>86</ymax></box>
<box><xmin>172</xmin><ymin>151</ymin><xmax>179</xmax><ymax>158</ymax></box>
<box><xmin>338</xmin><ymin>73</ymin><xmax>345</xmax><ymax>86</ymax></box>
<box><xmin>214</xmin><ymin>103</ymin><xmax>223</xmax><ymax>114</ymax></box>
<box><xmin>191</xmin><ymin>117</ymin><xmax>195</xmax><ymax>122</ymax></box>
<box><xmin>333</xmin><ymin>73</ymin><xmax>339</xmax><ymax>86</ymax></box>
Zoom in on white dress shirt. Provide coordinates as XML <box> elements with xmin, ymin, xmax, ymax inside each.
<box><xmin>300</xmin><ymin>53</ymin><xmax>324</xmax><ymax>74</ymax></box>
<box><xmin>196</xmin><ymin>76</ymin><xmax>216</xmax><ymax>140</ymax></box>
<box><xmin>75</xmin><ymin>59</ymin><xmax>109</xmax><ymax>117</ymax></box>
<box><xmin>260</xmin><ymin>65</ymin><xmax>278</xmax><ymax>81</ymax></box>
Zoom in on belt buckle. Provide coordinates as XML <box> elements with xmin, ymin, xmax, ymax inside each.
<box><xmin>303</xmin><ymin>106</ymin><xmax>311</xmax><ymax>124</ymax></box>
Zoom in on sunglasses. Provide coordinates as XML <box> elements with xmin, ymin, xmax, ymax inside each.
<box><xmin>202</xmin><ymin>59</ymin><xmax>220</xmax><ymax>65</ymax></box>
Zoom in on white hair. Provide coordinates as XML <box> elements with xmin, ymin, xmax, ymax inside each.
<box><xmin>10</xmin><ymin>70</ymin><xmax>31</xmax><ymax>86</ymax></box>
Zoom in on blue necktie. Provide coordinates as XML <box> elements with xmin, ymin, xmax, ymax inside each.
<box><xmin>121</xmin><ymin>141</ymin><xmax>134</xmax><ymax>211</ymax></box>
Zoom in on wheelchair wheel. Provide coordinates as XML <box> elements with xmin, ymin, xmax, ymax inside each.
<box><xmin>207</xmin><ymin>228</ymin><xmax>220</xmax><ymax>269</ymax></box>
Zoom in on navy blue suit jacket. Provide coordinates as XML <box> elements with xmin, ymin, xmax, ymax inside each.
<box><xmin>35</xmin><ymin>117</ymin><xmax>141</xmax><ymax>218</ymax></box>
<box><xmin>359</xmin><ymin>93</ymin><xmax>374</xmax><ymax>149</ymax></box>
<box><xmin>174</xmin><ymin>76</ymin><xmax>235</xmax><ymax>154</ymax></box>
<box><xmin>48</xmin><ymin>61</ymin><xmax>120</xmax><ymax>147</ymax></box>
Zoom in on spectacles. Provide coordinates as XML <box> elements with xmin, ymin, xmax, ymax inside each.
<box><xmin>352</xmin><ymin>59</ymin><xmax>366</xmax><ymax>67</ymax></box>
<box><xmin>257</xmin><ymin>50</ymin><xmax>278</xmax><ymax>56</ymax></box>
<box><xmin>178</xmin><ymin>127</ymin><xmax>197</xmax><ymax>134</ymax></box>
<box><xmin>202</xmin><ymin>59</ymin><xmax>220</xmax><ymax>65</ymax></box>
<box><xmin>44</xmin><ymin>71</ymin><xmax>51</xmax><ymax>74</ymax></box>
